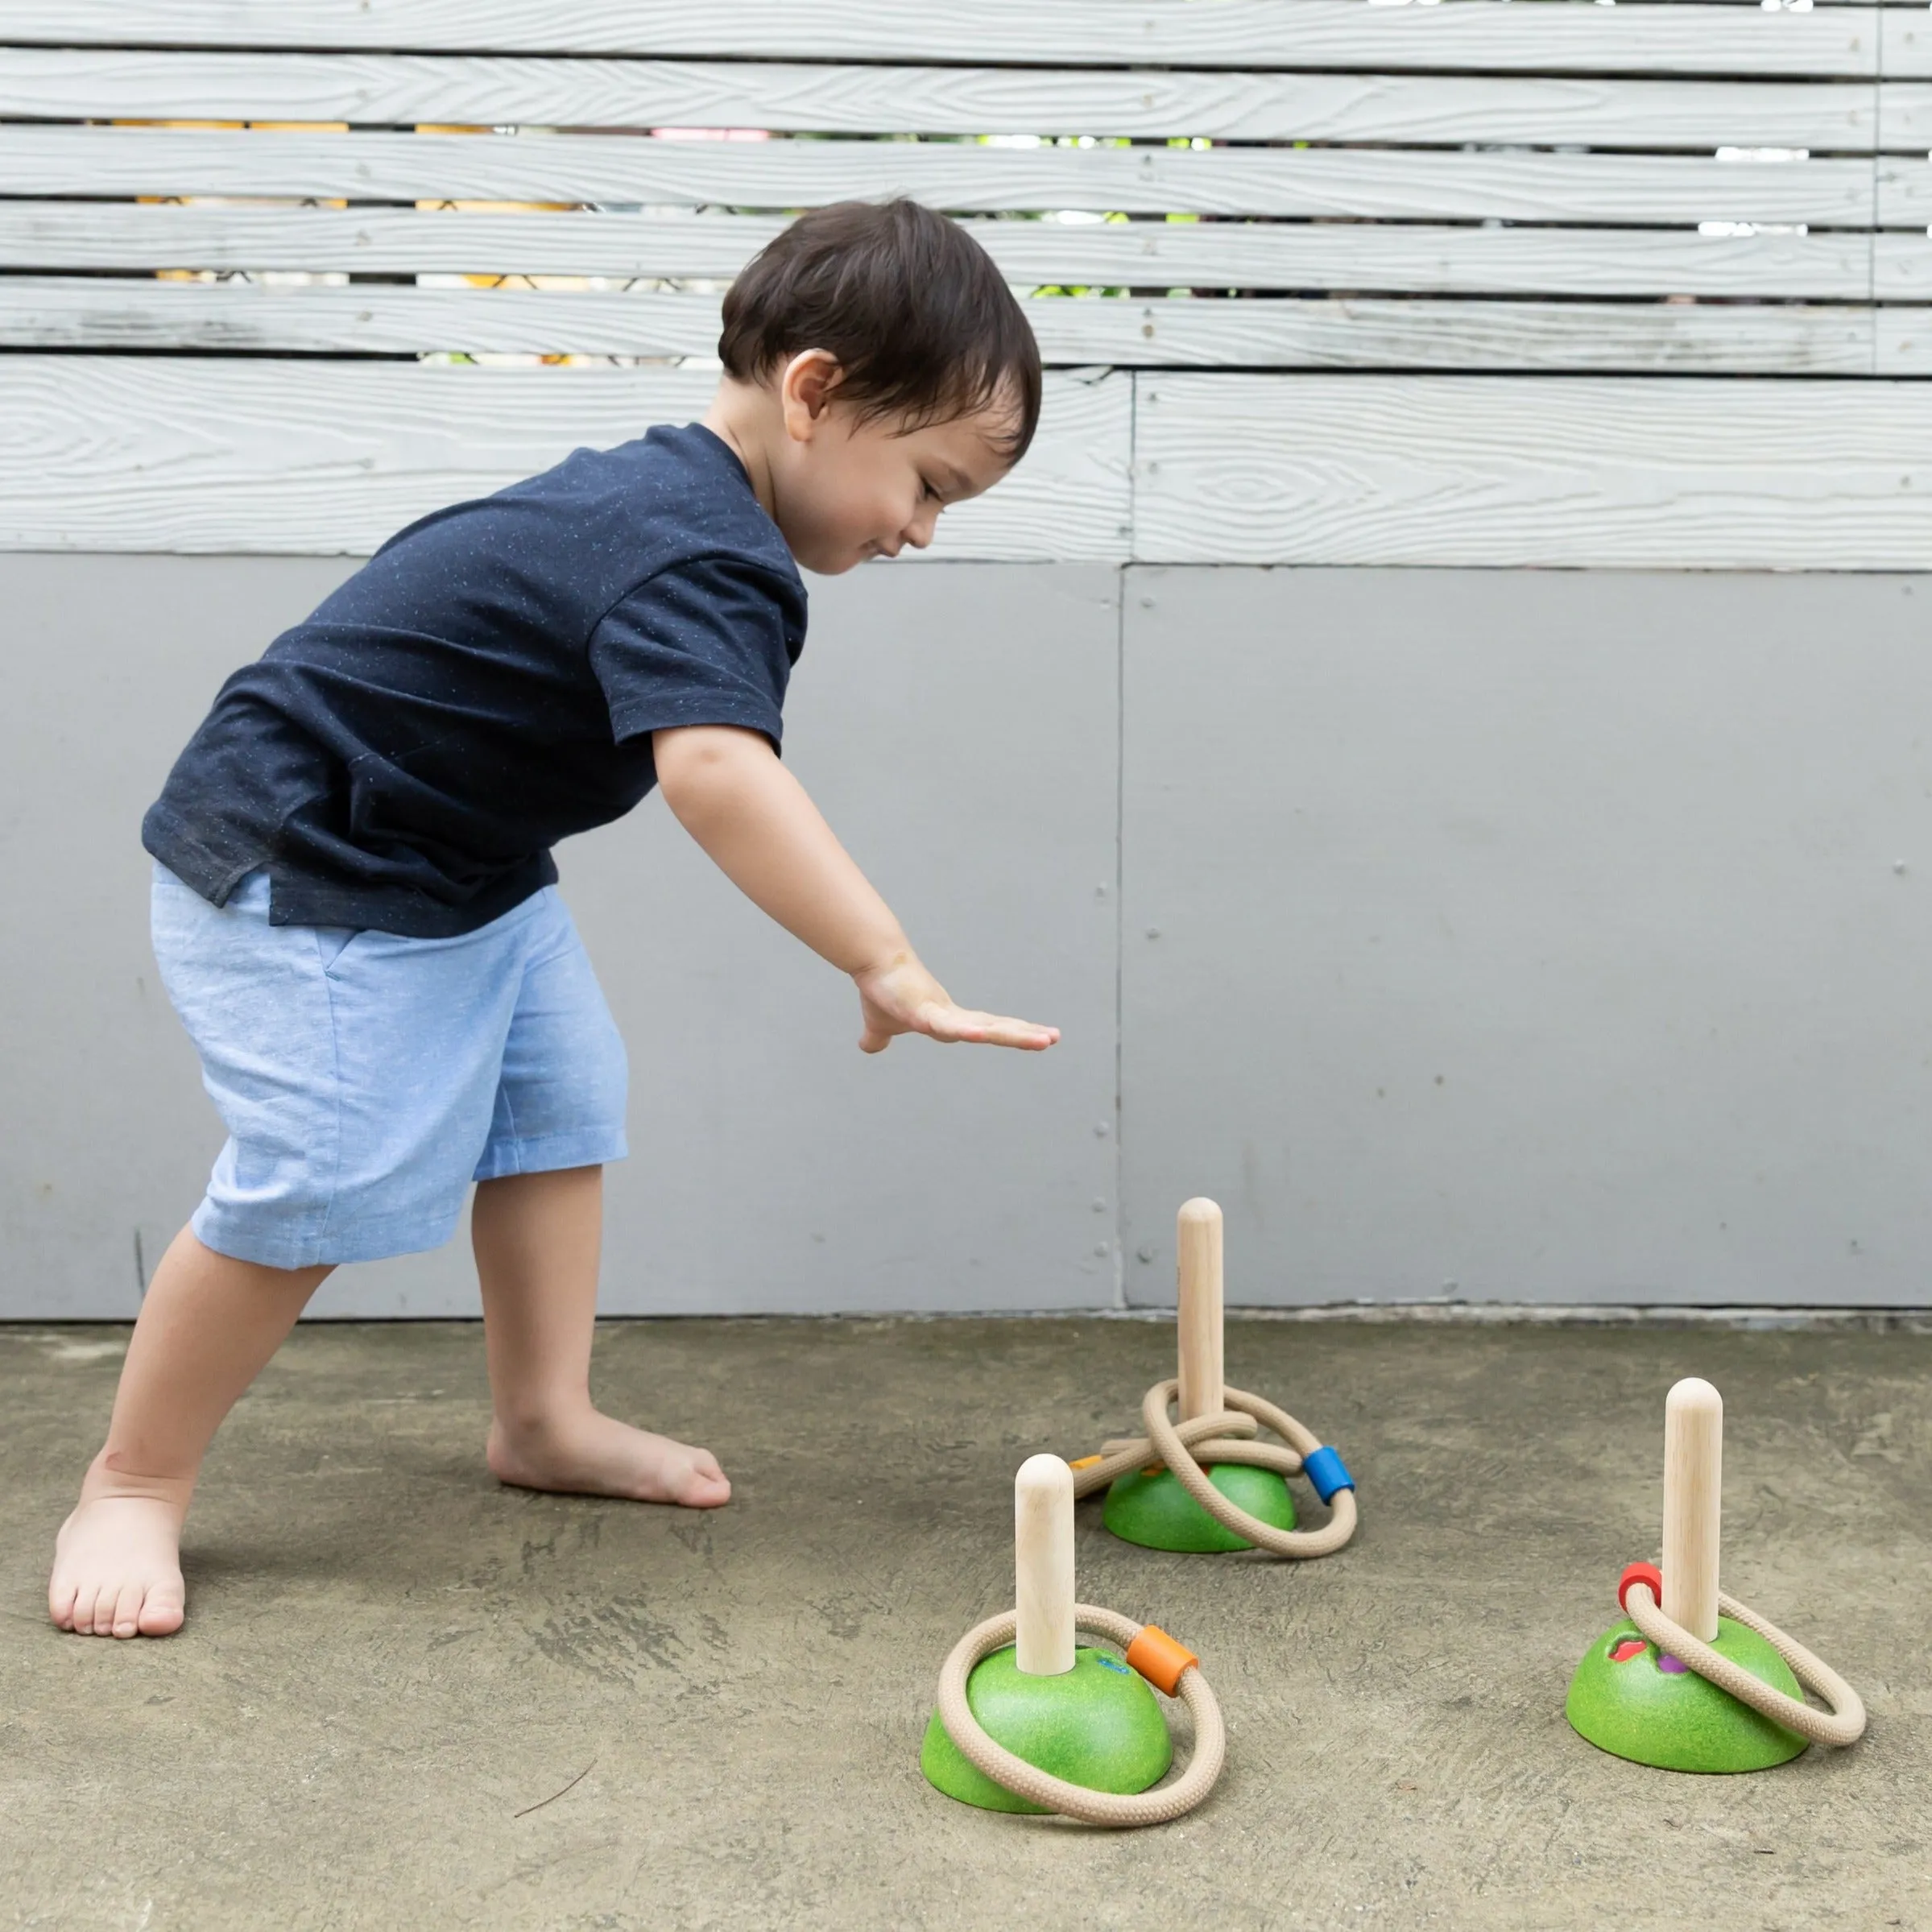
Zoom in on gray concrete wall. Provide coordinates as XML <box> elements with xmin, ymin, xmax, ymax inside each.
<box><xmin>5</xmin><ymin>555</ymin><xmax>1930</xmax><ymax>1314</ymax></box>
<box><xmin>1122</xmin><ymin>567</ymin><xmax>1932</xmax><ymax>1309</ymax></box>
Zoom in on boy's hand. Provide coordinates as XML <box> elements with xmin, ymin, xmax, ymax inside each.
<box><xmin>854</xmin><ymin>956</ymin><xmax>1059</xmax><ymax>1055</ymax></box>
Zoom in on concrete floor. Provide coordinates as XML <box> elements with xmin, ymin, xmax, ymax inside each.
<box><xmin>2</xmin><ymin>1316</ymin><xmax>1926</xmax><ymax>1931</ymax></box>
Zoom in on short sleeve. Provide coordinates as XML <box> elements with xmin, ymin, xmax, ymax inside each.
<box><xmin>589</xmin><ymin>552</ymin><xmax>805</xmax><ymax>750</ymax></box>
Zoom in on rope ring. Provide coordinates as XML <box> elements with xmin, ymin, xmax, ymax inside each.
<box><xmin>1620</xmin><ymin>1580</ymin><xmax>1866</xmax><ymax>1750</ymax></box>
<box><xmin>934</xmin><ymin>1604</ymin><xmax>1225</xmax><ymax>1827</ymax></box>
<box><xmin>1069</xmin><ymin>1379</ymin><xmax>1359</xmax><ymax>1560</ymax></box>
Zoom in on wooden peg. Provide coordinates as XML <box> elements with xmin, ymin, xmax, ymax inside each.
<box><xmin>1014</xmin><ymin>1454</ymin><xmax>1076</xmax><ymax>1677</ymax></box>
<box><xmin>1661</xmin><ymin>1377</ymin><xmax>1723</xmax><ymax>1644</ymax></box>
<box><xmin>1177</xmin><ymin>1198</ymin><xmax>1225</xmax><ymax>1425</ymax></box>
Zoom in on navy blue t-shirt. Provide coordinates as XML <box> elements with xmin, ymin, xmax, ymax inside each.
<box><xmin>143</xmin><ymin>424</ymin><xmax>806</xmax><ymax>937</ymax></box>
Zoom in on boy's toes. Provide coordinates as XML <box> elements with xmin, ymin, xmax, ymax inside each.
<box><xmin>679</xmin><ymin>1457</ymin><xmax>731</xmax><ymax>1508</ymax></box>
<box><xmin>137</xmin><ymin>1582</ymin><xmax>185</xmax><ymax>1637</ymax></box>
<box><xmin>110</xmin><ymin>1578</ymin><xmax>158</xmax><ymax>1639</ymax></box>
<box><xmin>106</xmin><ymin>1580</ymin><xmax>137</xmax><ymax>1638</ymax></box>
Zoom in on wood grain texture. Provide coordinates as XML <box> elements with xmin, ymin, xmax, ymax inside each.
<box><xmin>1131</xmin><ymin>373</ymin><xmax>1932</xmax><ymax>568</ymax></box>
<box><xmin>0</xmin><ymin>218</ymin><xmax>1870</xmax><ymax>311</ymax></box>
<box><xmin>1875</xmin><ymin>159</ymin><xmax>1929</xmax><ymax>224</ymax></box>
<box><xmin>1875</xmin><ymin>230</ymin><xmax>1932</xmax><ymax>295</ymax></box>
<box><xmin>4</xmin><ymin>1</ymin><xmax>1883</xmax><ymax>77</ymax></box>
<box><xmin>1877</xmin><ymin>157</ymin><xmax>1924</xmax><ymax>221</ymax></box>
<box><xmin>0</xmin><ymin>45</ymin><xmax>1887</xmax><ymax>144</ymax></box>
<box><xmin>0</xmin><ymin>278</ymin><xmax>1879</xmax><ymax>372</ymax></box>
<box><xmin>0</xmin><ymin>356</ymin><xmax>1131</xmax><ymax>557</ymax></box>
<box><xmin>1876</xmin><ymin>305</ymin><xmax>1932</xmax><ymax>372</ymax></box>
<box><xmin>1876</xmin><ymin>80</ymin><xmax>1932</xmax><ymax>144</ymax></box>
<box><xmin>1883</xmin><ymin>5</ymin><xmax>1932</xmax><ymax>81</ymax></box>
<box><xmin>0</xmin><ymin>110</ymin><xmax>1885</xmax><ymax>200</ymax></box>
<box><xmin>0</xmin><ymin>205</ymin><xmax>789</xmax><ymax>280</ymax></box>
<box><xmin>0</xmin><ymin>147</ymin><xmax>1877</xmax><ymax>244</ymax></box>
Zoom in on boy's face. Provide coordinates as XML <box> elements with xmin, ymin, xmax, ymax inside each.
<box><xmin>771</xmin><ymin>357</ymin><xmax>1020</xmax><ymax>575</ymax></box>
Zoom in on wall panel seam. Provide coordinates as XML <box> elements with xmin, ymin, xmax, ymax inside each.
<box><xmin>1120</xmin><ymin>556</ymin><xmax>1128</xmax><ymax>1314</ymax></box>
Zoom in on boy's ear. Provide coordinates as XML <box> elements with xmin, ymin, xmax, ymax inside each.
<box><xmin>779</xmin><ymin>349</ymin><xmax>846</xmax><ymax>442</ymax></box>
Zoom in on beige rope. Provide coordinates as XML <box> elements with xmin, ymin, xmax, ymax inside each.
<box><xmin>1621</xmin><ymin>1580</ymin><xmax>1866</xmax><ymax>1749</ymax></box>
<box><xmin>934</xmin><ymin>1605</ymin><xmax>1225</xmax><ymax>1827</ymax></box>
<box><xmin>1069</xmin><ymin>1379</ymin><xmax>1358</xmax><ymax>1560</ymax></box>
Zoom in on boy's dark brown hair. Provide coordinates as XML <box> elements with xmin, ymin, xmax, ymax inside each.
<box><xmin>718</xmin><ymin>199</ymin><xmax>1042</xmax><ymax>462</ymax></box>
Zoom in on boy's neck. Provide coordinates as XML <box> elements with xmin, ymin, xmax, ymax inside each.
<box><xmin>701</xmin><ymin>380</ymin><xmax>782</xmax><ymax>526</ymax></box>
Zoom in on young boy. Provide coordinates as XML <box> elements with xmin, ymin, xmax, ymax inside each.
<box><xmin>50</xmin><ymin>199</ymin><xmax>1057</xmax><ymax>1640</ymax></box>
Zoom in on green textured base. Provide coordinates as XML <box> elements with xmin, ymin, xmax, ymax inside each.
<box><xmin>920</xmin><ymin>1644</ymin><xmax>1173</xmax><ymax>1814</ymax></box>
<box><xmin>1102</xmin><ymin>1463</ymin><xmax>1297</xmax><ymax>1553</ymax></box>
<box><xmin>1566</xmin><ymin>1614</ymin><xmax>1810</xmax><ymax>1773</ymax></box>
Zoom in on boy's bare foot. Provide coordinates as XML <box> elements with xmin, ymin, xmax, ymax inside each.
<box><xmin>486</xmin><ymin>1410</ymin><xmax>731</xmax><ymax>1508</ymax></box>
<box><xmin>49</xmin><ymin>1482</ymin><xmax>188</xmax><ymax>1639</ymax></box>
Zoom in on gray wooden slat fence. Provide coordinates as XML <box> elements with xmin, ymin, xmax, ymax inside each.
<box><xmin>3</xmin><ymin>2</ymin><xmax>1895</xmax><ymax>73</ymax></box>
<box><xmin>0</xmin><ymin>0</ymin><xmax>1926</xmax><ymax>568</ymax></box>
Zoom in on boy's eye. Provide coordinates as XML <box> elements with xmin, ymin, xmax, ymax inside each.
<box><xmin>920</xmin><ymin>478</ymin><xmax>942</xmax><ymax>503</ymax></box>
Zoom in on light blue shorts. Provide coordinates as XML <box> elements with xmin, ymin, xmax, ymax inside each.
<box><xmin>151</xmin><ymin>864</ymin><xmax>629</xmax><ymax>1269</ymax></box>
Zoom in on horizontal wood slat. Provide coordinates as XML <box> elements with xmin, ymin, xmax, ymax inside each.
<box><xmin>1132</xmin><ymin>372</ymin><xmax>1932</xmax><ymax>568</ymax></box>
<box><xmin>0</xmin><ymin>155</ymin><xmax>1878</xmax><ymax>235</ymax></box>
<box><xmin>0</xmin><ymin>126</ymin><xmax>1889</xmax><ymax>219</ymax></box>
<box><xmin>0</xmin><ymin>197</ymin><xmax>1886</xmax><ymax>292</ymax></box>
<box><xmin>0</xmin><ymin>46</ymin><xmax>1888</xmax><ymax>145</ymax></box>
<box><xmin>2</xmin><ymin>2</ymin><xmax>1884</xmax><ymax>77</ymax></box>
<box><xmin>0</xmin><ymin>356</ymin><xmax>1132</xmax><ymax>557</ymax></box>
<box><xmin>0</xmin><ymin>279</ymin><xmax>1880</xmax><ymax>374</ymax></box>
<box><xmin>0</xmin><ymin>222</ymin><xmax>1878</xmax><ymax>306</ymax></box>
<box><xmin>0</xmin><ymin>89</ymin><xmax>1887</xmax><ymax>163</ymax></box>
<box><xmin>8</xmin><ymin>360</ymin><xmax>1926</xmax><ymax>565</ymax></box>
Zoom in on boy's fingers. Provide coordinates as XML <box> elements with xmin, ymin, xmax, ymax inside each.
<box><xmin>927</xmin><ymin>1004</ymin><xmax>1059</xmax><ymax>1050</ymax></box>
<box><xmin>856</xmin><ymin>989</ymin><xmax>1058</xmax><ymax>1053</ymax></box>
<box><xmin>983</xmin><ymin>1015</ymin><xmax>1060</xmax><ymax>1050</ymax></box>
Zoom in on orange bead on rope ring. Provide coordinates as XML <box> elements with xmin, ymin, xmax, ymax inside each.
<box><xmin>920</xmin><ymin>1456</ymin><xmax>1227</xmax><ymax>1826</ymax></box>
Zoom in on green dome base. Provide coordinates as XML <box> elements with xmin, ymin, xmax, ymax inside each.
<box><xmin>920</xmin><ymin>1644</ymin><xmax>1173</xmax><ymax>1814</ymax></box>
<box><xmin>1566</xmin><ymin>1614</ymin><xmax>1809</xmax><ymax>1773</ymax></box>
<box><xmin>1102</xmin><ymin>1462</ymin><xmax>1297</xmax><ymax>1553</ymax></box>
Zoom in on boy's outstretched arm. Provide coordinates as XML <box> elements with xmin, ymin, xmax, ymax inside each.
<box><xmin>653</xmin><ymin>724</ymin><xmax>1059</xmax><ymax>1053</ymax></box>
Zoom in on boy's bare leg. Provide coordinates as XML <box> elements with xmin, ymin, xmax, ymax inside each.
<box><xmin>475</xmin><ymin>1165</ymin><xmax>730</xmax><ymax>1508</ymax></box>
<box><xmin>49</xmin><ymin>1230</ymin><xmax>330</xmax><ymax>1639</ymax></box>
